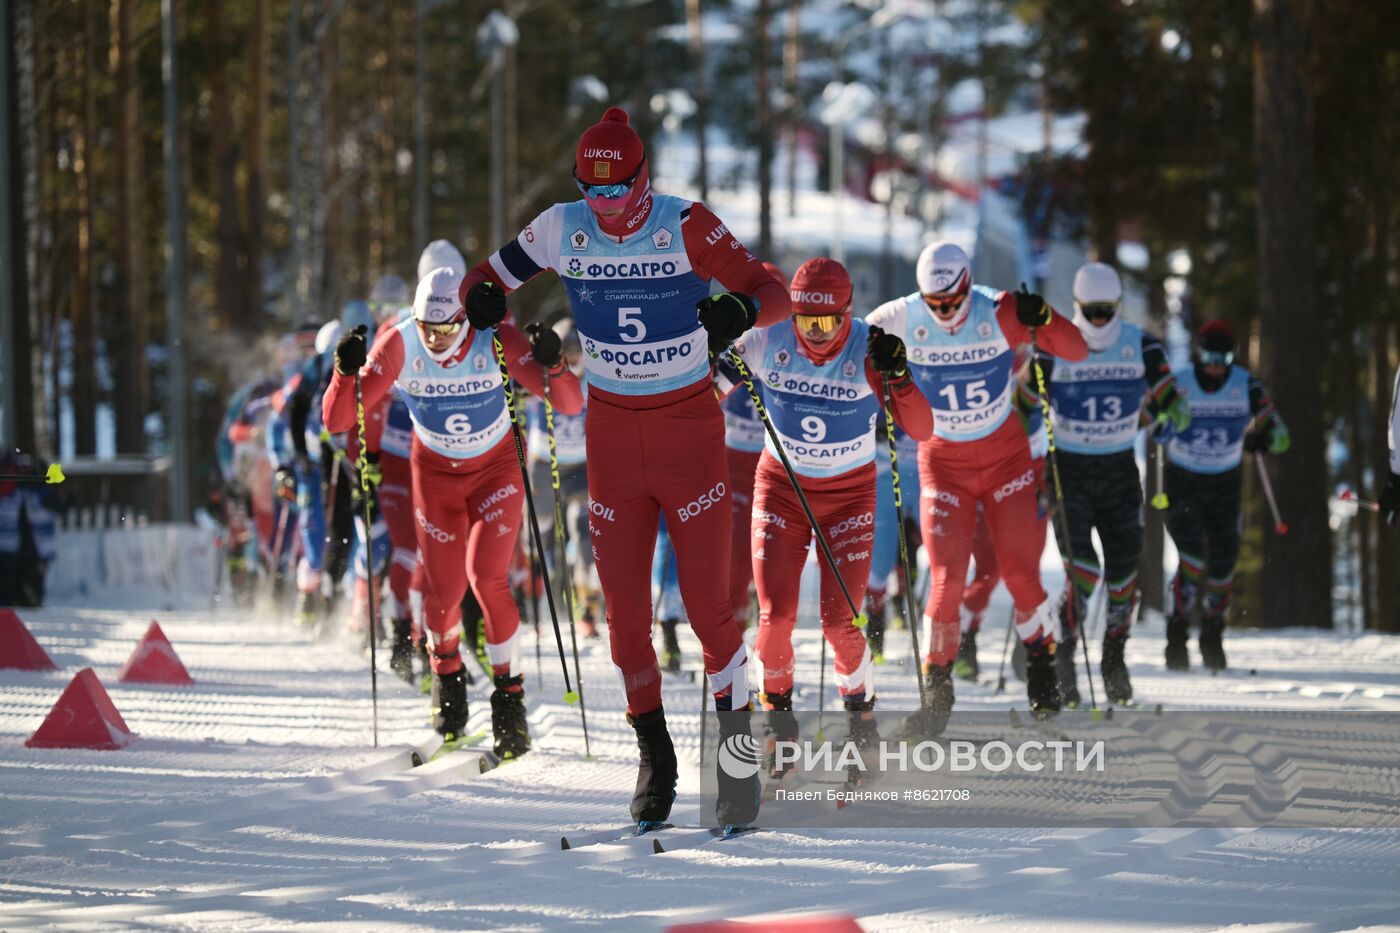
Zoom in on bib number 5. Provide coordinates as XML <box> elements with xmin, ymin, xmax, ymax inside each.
<box><xmin>618</xmin><ymin>307</ymin><xmax>646</xmax><ymax>343</ymax></box>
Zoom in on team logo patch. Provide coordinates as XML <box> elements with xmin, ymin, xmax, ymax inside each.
<box><xmin>567</xmin><ymin>258</ymin><xmax>584</xmax><ymax>277</ymax></box>
<box><xmin>911</xmin><ymin>348</ymin><xmax>925</xmax><ymax>361</ymax></box>
<box><xmin>978</xmin><ymin>322</ymin><xmax>993</xmax><ymax>339</ymax></box>
<box><xmin>652</xmin><ymin>228</ymin><xmax>673</xmax><ymax>250</ymax></box>
<box><xmin>576</xmin><ymin>283</ymin><xmax>595</xmax><ymax>304</ymax></box>
<box><xmin>412</xmin><ymin>357</ymin><xmax>425</xmax><ymax>373</ymax></box>
<box><xmin>765</xmin><ymin>370</ymin><xmax>782</xmax><ymax>388</ymax></box>
<box><xmin>914</xmin><ymin>326</ymin><xmax>929</xmax><ymax>341</ymax></box>
<box><xmin>474</xmin><ymin>355</ymin><xmax>488</xmax><ymax>372</ymax></box>
<box><xmin>584</xmin><ymin>338</ymin><xmax>600</xmax><ymax>360</ymax></box>
<box><xmin>774</xmin><ymin>349</ymin><xmax>791</xmax><ymax>368</ymax></box>
<box><xmin>843</xmin><ymin>360</ymin><xmax>857</xmax><ymax>378</ymax></box>
<box><xmin>408</xmin><ymin>380</ymin><xmax>422</xmax><ymax>394</ymax></box>
<box><xmin>570</xmin><ymin>230</ymin><xmax>590</xmax><ymax>251</ymax></box>
<box><xmin>1122</xmin><ymin>346</ymin><xmax>1135</xmax><ymax>359</ymax></box>
<box><xmin>594</xmin><ymin>161</ymin><xmax>611</xmax><ymax>179</ymax></box>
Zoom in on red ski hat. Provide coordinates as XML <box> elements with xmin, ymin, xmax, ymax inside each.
<box><xmin>761</xmin><ymin>262</ymin><xmax>788</xmax><ymax>288</ymax></box>
<box><xmin>575</xmin><ymin>108</ymin><xmax>645</xmax><ymax>185</ymax></box>
<box><xmin>789</xmin><ymin>258</ymin><xmax>853</xmax><ymax>315</ymax></box>
<box><xmin>1197</xmin><ymin>318</ymin><xmax>1236</xmax><ymax>352</ymax></box>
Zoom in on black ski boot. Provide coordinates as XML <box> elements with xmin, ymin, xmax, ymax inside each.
<box><xmin>659</xmin><ymin>619</ymin><xmax>682</xmax><ymax>673</ymax></box>
<box><xmin>417</xmin><ymin>639</ymin><xmax>432</xmax><ymax>694</ymax></box>
<box><xmin>627</xmin><ymin>706</ymin><xmax>678</xmax><ymax>828</ymax></box>
<box><xmin>430</xmin><ymin>656</ymin><xmax>469</xmax><ymax>738</ymax></box>
<box><xmin>761</xmin><ymin>690</ymin><xmax>799</xmax><ymax>779</ymax></box>
<box><xmin>1199</xmin><ymin>620</ymin><xmax>1227</xmax><ymax>672</ymax></box>
<box><xmin>843</xmin><ymin>694</ymin><xmax>880</xmax><ymax>751</ymax></box>
<box><xmin>490</xmin><ymin>674</ymin><xmax>531</xmax><ymax>760</ymax></box>
<box><xmin>903</xmin><ymin>662</ymin><xmax>954</xmax><ymax>739</ymax></box>
<box><xmin>1055</xmin><ymin>636</ymin><xmax>1081</xmax><ymax>708</ymax></box>
<box><xmin>389</xmin><ymin>618</ymin><xmax>415</xmax><ymax>685</ymax></box>
<box><xmin>1101</xmin><ymin>634</ymin><xmax>1132</xmax><ymax>704</ymax></box>
<box><xmin>953</xmin><ymin>630</ymin><xmax>979</xmax><ymax>682</ymax></box>
<box><xmin>1026</xmin><ymin>645</ymin><xmax>1062</xmax><ymax>719</ymax></box>
<box><xmin>864</xmin><ymin>588</ymin><xmax>887</xmax><ymax>663</ymax></box>
<box><xmin>1165</xmin><ymin>616</ymin><xmax>1190</xmax><ymax>671</ymax></box>
<box><xmin>714</xmin><ymin>704</ymin><xmax>761</xmax><ymax>832</ymax></box>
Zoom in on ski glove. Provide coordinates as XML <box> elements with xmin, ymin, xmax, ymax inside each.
<box><xmin>463</xmin><ymin>281</ymin><xmax>508</xmax><ymax>331</ymax></box>
<box><xmin>867</xmin><ymin>326</ymin><xmax>908</xmax><ymax>378</ymax></box>
<box><xmin>1013</xmin><ymin>283</ymin><xmax>1052</xmax><ymax>328</ymax></box>
<box><xmin>335</xmin><ymin>325</ymin><xmax>368</xmax><ymax>376</ymax></box>
<box><xmin>1245</xmin><ymin>423</ymin><xmax>1290</xmax><ymax>455</ymax></box>
<box><xmin>697</xmin><ymin>292</ymin><xmax>759</xmax><ymax>354</ymax></box>
<box><xmin>1161</xmin><ymin>395</ymin><xmax>1192</xmax><ymax>434</ymax></box>
<box><xmin>525</xmin><ymin>321</ymin><xmax>563</xmax><ymax>370</ymax></box>
<box><xmin>360</xmin><ymin>451</ymin><xmax>383</xmax><ymax>488</ymax></box>
<box><xmin>274</xmin><ymin>466</ymin><xmax>297</xmax><ymax>502</ymax></box>
<box><xmin>1379</xmin><ymin>472</ymin><xmax>1400</xmax><ymax>527</ymax></box>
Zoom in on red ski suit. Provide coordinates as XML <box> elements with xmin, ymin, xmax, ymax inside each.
<box><xmin>869</xmin><ymin>290</ymin><xmax>1086</xmax><ymax>667</ymax></box>
<box><xmin>465</xmin><ymin>196</ymin><xmax>790</xmax><ymax>716</ymax></box>
<box><xmin>323</xmin><ymin>323</ymin><xmax>581</xmax><ymax>677</ymax></box>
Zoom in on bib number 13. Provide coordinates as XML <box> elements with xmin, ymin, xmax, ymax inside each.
<box><xmin>937</xmin><ymin>380</ymin><xmax>990</xmax><ymax>411</ymax></box>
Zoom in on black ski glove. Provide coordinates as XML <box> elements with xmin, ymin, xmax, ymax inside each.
<box><xmin>1013</xmin><ymin>282</ymin><xmax>1052</xmax><ymax>328</ymax></box>
<box><xmin>526</xmin><ymin>321</ymin><xmax>563</xmax><ymax>370</ymax></box>
<box><xmin>1380</xmin><ymin>471</ymin><xmax>1400</xmax><ymax>527</ymax></box>
<box><xmin>697</xmin><ymin>292</ymin><xmax>759</xmax><ymax>354</ymax></box>
<box><xmin>462</xmin><ymin>280</ymin><xmax>508</xmax><ymax>331</ymax></box>
<box><xmin>1243</xmin><ymin>429</ymin><xmax>1270</xmax><ymax>454</ymax></box>
<box><xmin>334</xmin><ymin>325</ymin><xmax>368</xmax><ymax>375</ymax></box>
<box><xmin>867</xmin><ymin>326</ymin><xmax>908</xmax><ymax>377</ymax></box>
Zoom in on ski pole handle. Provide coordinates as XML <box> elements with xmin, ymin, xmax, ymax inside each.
<box><xmin>1336</xmin><ymin>489</ymin><xmax>1381</xmax><ymax>513</ymax></box>
<box><xmin>1253</xmin><ymin>452</ymin><xmax>1289</xmax><ymax>535</ymax></box>
<box><xmin>0</xmin><ymin>464</ymin><xmax>65</xmax><ymax>484</ymax></box>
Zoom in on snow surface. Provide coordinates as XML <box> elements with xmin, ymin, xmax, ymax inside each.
<box><xmin>5</xmin><ymin>581</ymin><xmax>1400</xmax><ymax>931</ymax></box>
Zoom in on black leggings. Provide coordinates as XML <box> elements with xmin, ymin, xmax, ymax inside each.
<box><xmin>1051</xmin><ymin>450</ymin><xmax>1143</xmax><ymax>639</ymax></box>
<box><xmin>1163</xmin><ymin>463</ymin><xmax>1241</xmax><ymax>624</ymax></box>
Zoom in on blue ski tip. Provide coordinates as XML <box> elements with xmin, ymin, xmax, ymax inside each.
<box><xmin>636</xmin><ymin>820</ymin><xmax>667</xmax><ymax>834</ymax></box>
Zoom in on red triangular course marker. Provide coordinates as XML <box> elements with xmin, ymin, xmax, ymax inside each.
<box><xmin>25</xmin><ymin>667</ymin><xmax>135</xmax><ymax>749</ymax></box>
<box><xmin>0</xmin><ymin>607</ymin><xmax>58</xmax><ymax>671</ymax></box>
<box><xmin>118</xmin><ymin>621</ymin><xmax>194</xmax><ymax>686</ymax></box>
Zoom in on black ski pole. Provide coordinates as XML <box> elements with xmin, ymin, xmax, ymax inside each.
<box><xmin>1029</xmin><ymin>329</ymin><xmax>1100</xmax><ymax>716</ymax></box>
<box><xmin>994</xmin><ymin>604</ymin><xmax>1015</xmax><ymax>694</ymax></box>
<box><xmin>491</xmin><ymin>328</ymin><xmax>580</xmax><ymax>706</ymax></box>
<box><xmin>879</xmin><ymin>379</ymin><xmax>926</xmax><ymax>706</ymax></box>
<box><xmin>351</xmin><ymin>337</ymin><xmax>380</xmax><ymax>748</ymax></box>
<box><xmin>544</xmin><ymin>376</ymin><xmax>592</xmax><ymax>758</ymax></box>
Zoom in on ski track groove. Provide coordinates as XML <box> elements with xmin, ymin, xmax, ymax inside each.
<box><xmin>4</xmin><ymin>605</ymin><xmax>1400</xmax><ymax>930</ymax></box>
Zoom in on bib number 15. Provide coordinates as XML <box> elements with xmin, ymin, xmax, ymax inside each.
<box><xmin>937</xmin><ymin>380</ymin><xmax>991</xmax><ymax>411</ymax></box>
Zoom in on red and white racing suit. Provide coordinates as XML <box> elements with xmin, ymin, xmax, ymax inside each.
<box><xmin>323</xmin><ymin>322</ymin><xmax>581</xmax><ymax>677</ymax></box>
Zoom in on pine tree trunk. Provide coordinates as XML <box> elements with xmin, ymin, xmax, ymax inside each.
<box><xmin>208</xmin><ymin>1</ymin><xmax>246</xmax><ymax>334</ymax></box>
<box><xmin>686</xmin><ymin>0</ymin><xmax>708</xmax><ymax>201</ymax></box>
<box><xmin>1140</xmin><ymin>243</ymin><xmax>1167</xmax><ymax>613</ymax></box>
<box><xmin>244</xmin><ymin>0</ymin><xmax>269</xmax><ymax>324</ymax></box>
<box><xmin>755</xmin><ymin>0</ymin><xmax>773</xmax><ymax>257</ymax></box>
<box><xmin>1254</xmin><ymin>0</ymin><xmax>1331</xmax><ymax>628</ymax></box>
<box><xmin>110</xmin><ymin>0</ymin><xmax>148</xmax><ymax>454</ymax></box>
<box><xmin>7</xmin><ymin>0</ymin><xmax>38</xmax><ymax>454</ymax></box>
<box><xmin>72</xmin><ymin>0</ymin><xmax>98</xmax><ymax>457</ymax></box>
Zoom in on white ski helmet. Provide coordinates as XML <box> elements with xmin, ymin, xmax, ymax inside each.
<box><xmin>314</xmin><ymin>320</ymin><xmax>344</xmax><ymax>356</ymax></box>
<box><xmin>1072</xmin><ymin>262</ymin><xmax>1123</xmax><ymax>306</ymax></box>
<box><xmin>370</xmin><ymin>274</ymin><xmax>410</xmax><ymax>304</ymax></box>
<box><xmin>417</xmin><ymin>239</ymin><xmax>467</xmax><ymax>283</ymax></box>
<box><xmin>916</xmin><ymin>241</ymin><xmax>974</xmax><ymax>330</ymax></box>
<box><xmin>1071</xmin><ymin>262</ymin><xmax>1124</xmax><ymax>352</ymax></box>
<box><xmin>413</xmin><ymin>267</ymin><xmax>466</xmax><ymax>325</ymax></box>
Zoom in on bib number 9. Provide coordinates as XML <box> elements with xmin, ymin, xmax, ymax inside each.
<box><xmin>800</xmin><ymin>416</ymin><xmax>827</xmax><ymax>442</ymax></box>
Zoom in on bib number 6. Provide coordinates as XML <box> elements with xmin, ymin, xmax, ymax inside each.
<box><xmin>444</xmin><ymin>413</ymin><xmax>473</xmax><ymax>435</ymax></box>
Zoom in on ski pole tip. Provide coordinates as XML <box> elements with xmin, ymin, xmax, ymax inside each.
<box><xmin>563</xmin><ymin>690</ymin><xmax>580</xmax><ymax>705</ymax></box>
<box><xmin>852</xmin><ymin>613</ymin><xmax>869</xmax><ymax>629</ymax></box>
<box><xmin>45</xmin><ymin>463</ymin><xmax>65</xmax><ymax>484</ymax></box>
